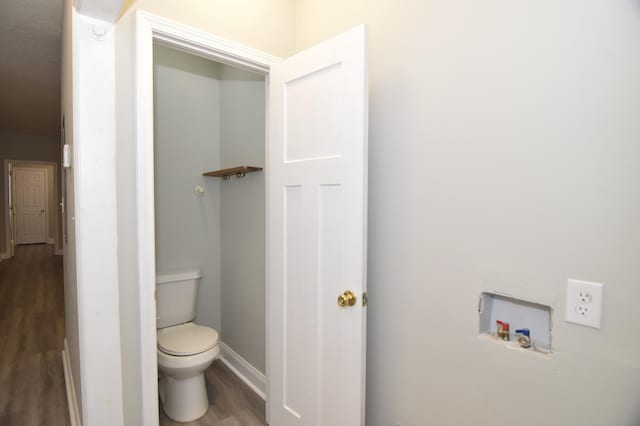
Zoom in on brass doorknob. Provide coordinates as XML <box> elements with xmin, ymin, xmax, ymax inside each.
<box><xmin>337</xmin><ymin>290</ymin><xmax>357</xmax><ymax>307</ymax></box>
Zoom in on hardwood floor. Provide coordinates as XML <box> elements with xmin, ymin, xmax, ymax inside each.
<box><xmin>0</xmin><ymin>244</ymin><xmax>69</xmax><ymax>426</ymax></box>
<box><xmin>159</xmin><ymin>361</ymin><xmax>267</xmax><ymax>426</ymax></box>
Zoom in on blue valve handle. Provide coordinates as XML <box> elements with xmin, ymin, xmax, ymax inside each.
<box><xmin>515</xmin><ymin>328</ymin><xmax>530</xmax><ymax>337</ymax></box>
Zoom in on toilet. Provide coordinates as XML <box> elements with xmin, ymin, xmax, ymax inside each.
<box><xmin>156</xmin><ymin>270</ymin><xmax>219</xmax><ymax>422</ymax></box>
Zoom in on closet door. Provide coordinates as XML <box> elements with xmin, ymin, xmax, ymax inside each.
<box><xmin>268</xmin><ymin>25</ymin><xmax>368</xmax><ymax>426</ymax></box>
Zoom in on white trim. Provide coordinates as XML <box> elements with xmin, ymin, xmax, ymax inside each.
<box><xmin>62</xmin><ymin>338</ymin><xmax>82</xmax><ymax>426</ymax></box>
<box><xmin>134</xmin><ymin>13</ymin><xmax>159</xmax><ymax>426</ymax></box>
<box><xmin>137</xmin><ymin>12</ymin><xmax>280</xmax><ymax>73</ymax></box>
<box><xmin>134</xmin><ymin>11</ymin><xmax>279</xmax><ymax>426</ymax></box>
<box><xmin>219</xmin><ymin>342</ymin><xmax>266</xmax><ymax>400</ymax></box>
<box><xmin>3</xmin><ymin>160</ymin><xmax>10</xmax><ymax>258</ymax></box>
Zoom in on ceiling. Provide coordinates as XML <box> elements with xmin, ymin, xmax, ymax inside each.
<box><xmin>0</xmin><ymin>0</ymin><xmax>63</xmax><ymax>136</ymax></box>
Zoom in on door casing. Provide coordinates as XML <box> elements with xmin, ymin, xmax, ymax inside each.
<box><xmin>134</xmin><ymin>11</ymin><xmax>280</xmax><ymax>426</ymax></box>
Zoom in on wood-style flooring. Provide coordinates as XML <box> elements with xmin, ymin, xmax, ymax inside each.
<box><xmin>0</xmin><ymin>244</ymin><xmax>264</xmax><ymax>425</ymax></box>
<box><xmin>159</xmin><ymin>361</ymin><xmax>267</xmax><ymax>426</ymax></box>
<box><xmin>0</xmin><ymin>244</ymin><xmax>69</xmax><ymax>426</ymax></box>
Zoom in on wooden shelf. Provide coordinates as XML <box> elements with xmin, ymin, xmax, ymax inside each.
<box><xmin>203</xmin><ymin>166</ymin><xmax>263</xmax><ymax>180</ymax></box>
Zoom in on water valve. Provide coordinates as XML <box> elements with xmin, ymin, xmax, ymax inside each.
<box><xmin>515</xmin><ymin>328</ymin><xmax>531</xmax><ymax>348</ymax></box>
<box><xmin>496</xmin><ymin>320</ymin><xmax>510</xmax><ymax>341</ymax></box>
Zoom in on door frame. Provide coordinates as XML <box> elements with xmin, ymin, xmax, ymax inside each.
<box><xmin>3</xmin><ymin>160</ymin><xmax>60</xmax><ymax>258</ymax></box>
<box><xmin>134</xmin><ymin>11</ymin><xmax>280</xmax><ymax>426</ymax></box>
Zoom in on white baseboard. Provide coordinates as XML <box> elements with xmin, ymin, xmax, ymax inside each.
<box><xmin>62</xmin><ymin>338</ymin><xmax>82</xmax><ymax>426</ymax></box>
<box><xmin>219</xmin><ymin>342</ymin><xmax>266</xmax><ymax>400</ymax></box>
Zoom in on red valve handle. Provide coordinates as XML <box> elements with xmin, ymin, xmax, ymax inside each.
<box><xmin>496</xmin><ymin>320</ymin><xmax>510</xmax><ymax>331</ymax></box>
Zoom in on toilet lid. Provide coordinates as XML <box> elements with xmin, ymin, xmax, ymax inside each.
<box><xmin>157</xmin><ymin>323</ymin><xmax>219</xmax><ymax>356</ymax></box>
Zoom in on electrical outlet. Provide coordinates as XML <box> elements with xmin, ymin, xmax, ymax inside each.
<box><xmin>565</xmin><ymin>279</ymin><xmax>603</xmax><ymax>329</ymax></box>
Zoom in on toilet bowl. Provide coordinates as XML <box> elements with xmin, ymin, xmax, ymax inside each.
<box><xmin>157</xmin><ymin>323</ymin><xmax>219</xmax><ymax>422</ymax></box>
<box><xmin>156</xmin><ymin>270</ymin><xmax>220</xmax><ymax>422</ymax></box>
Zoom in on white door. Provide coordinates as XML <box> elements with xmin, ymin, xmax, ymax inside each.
<box><xmin>14</xmin><ymin>168</ymin><xmax>47</xmax><ymax>244</ymax></box>
<box><xmin>268</xmin><ymin>25</ymin><xmax>368</xmax><ymax>426</ymax></box>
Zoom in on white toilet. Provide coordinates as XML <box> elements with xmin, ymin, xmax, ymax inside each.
<box><xmin>156</xmin><ymin>270</ymin><xmax>220</xmax><ymax>422</ymax></box>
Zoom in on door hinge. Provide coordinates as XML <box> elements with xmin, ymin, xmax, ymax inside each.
<box><xmin>362</xmin><ymin>292</ymin><xmax>368</xmax><ymax>307</ymax></box>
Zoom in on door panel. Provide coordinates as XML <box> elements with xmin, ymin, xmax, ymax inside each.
<box><xmin>15</xmin><ymin>168</ymin><xmax>47</xmax><ymax>244</ymax></box>
<box><xmin>268</xmin><ymin>25</ymin><xmax>368</xmax><ymax>426</ymax></box>
<box><xmin>285</xmin><ymin>62</ymin><xmax>344</xmax><ymax>162</ymax></box>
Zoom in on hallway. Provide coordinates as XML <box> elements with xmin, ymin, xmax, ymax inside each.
<box><xmin>0</xmin><ymin>244</ymin><xmax>69</xmax><ymax>425</ymax></box>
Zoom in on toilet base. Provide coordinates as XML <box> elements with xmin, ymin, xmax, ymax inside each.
<box><xmin>160</xmin><ymin>374</ymin><xmax>209</xmax><ymax>422</ymax></box>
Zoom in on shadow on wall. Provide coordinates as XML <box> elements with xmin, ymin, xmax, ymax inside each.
<box><xmin>118</xmin><ymin>0</ymin><xmax>136</xmax><ymax>18</ymax></box>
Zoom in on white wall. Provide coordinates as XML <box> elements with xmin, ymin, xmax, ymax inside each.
<box><xmin>74</xmin><ymin>12</ymin><xmax>123</xmax><ymax>424</ymax></box>
<box><xmin>153</xmin><ymin>45</ymin><xmax>222</xmax><ymax>331</ymax></box>
<box><xmin>63</xmin><ymin>3</ymin><xmax>124</xmax><ymax>425</ymax></box>
<box><xmin>119</xmin><ymin>0</ymin><xmax>295</xmax><ymax>58</ymax></box>
<box><xmin>296</xmin><ymin>1</ymin><xmax>640</xmax><ymax>425</ymax></box>
<box><xmin>113</xmin><ymin>9</ymin><xmax>141</xmax><ymax>425</ymax></box>
<box><xmin>219</xmin><ymin>65</ymin><xmax>266</xmax><ymax>373</ymax></box>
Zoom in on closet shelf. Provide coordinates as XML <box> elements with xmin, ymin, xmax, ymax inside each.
<box><xmin>203</xmin><ymin>166</ymin><xmax>263</xmax><ymax>180</ymax></box>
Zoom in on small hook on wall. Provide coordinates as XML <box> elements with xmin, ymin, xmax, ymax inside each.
<box><xmin>194</xmin><ymin>185</ymin><xmax>205</xmax><ymax>195</ymax></box>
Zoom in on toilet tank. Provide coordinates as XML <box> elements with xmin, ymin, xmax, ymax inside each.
<box><xmin>156</xmin><ymin>269</ymin><xmax>202</xmax><ymax>329</ymax></box>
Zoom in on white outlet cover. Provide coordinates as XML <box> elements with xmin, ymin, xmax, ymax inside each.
<box><xmin>565</xmin><ymin>279</ymin><xmax>603</xmax><ymax>329</ymax></box>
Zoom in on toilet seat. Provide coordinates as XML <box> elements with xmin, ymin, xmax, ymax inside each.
<box><xmin>158</xmin><ymin>323</ymin><xmax>219</xmax><ymax>356</ymax></box>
